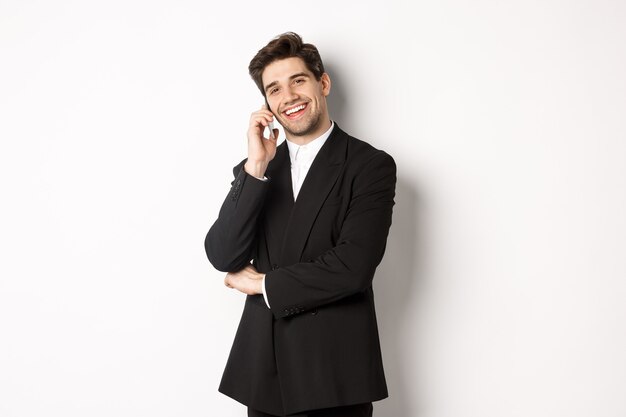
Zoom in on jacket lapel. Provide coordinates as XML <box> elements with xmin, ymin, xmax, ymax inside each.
<box><xmin>279</xmin><ymin>125</ymin><xmax>348</xmax><ymax>265</ymax></box>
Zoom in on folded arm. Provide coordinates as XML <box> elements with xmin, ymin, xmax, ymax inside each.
<box><xmin>264</xmin><ymin>151</ymin><xmax>396</xmax><ymax>319</ymax></box>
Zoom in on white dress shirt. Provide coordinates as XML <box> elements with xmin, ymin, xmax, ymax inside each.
<box><xmin>286</xmin><ymin>121</ymin><xmax>334</xmax><ymax>200</ymax></box>
<box><xmin>260</xmin><ymin>122</ymin><xmax>335</xmax><ymax>308</ymax></box>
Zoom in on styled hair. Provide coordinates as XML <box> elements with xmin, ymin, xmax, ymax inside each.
<box><xmin>248</xmin><ymin>32</ymin><xmax>325</xmax><ymax>97</ymax></box>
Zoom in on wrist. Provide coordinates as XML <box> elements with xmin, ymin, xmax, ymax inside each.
<box><xmin>244</xmin><ymin>160</ymin><xmax>268</xmax><ymax>179</ymax></box>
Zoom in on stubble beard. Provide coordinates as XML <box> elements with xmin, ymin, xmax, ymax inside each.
<box><xmin>279</xmin><ymin>107</ymin><xmax>323</xmax><ymax>138</ymax></box>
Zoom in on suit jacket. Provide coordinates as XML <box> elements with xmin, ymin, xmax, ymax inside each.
<box><xmin>205</xmin><ymin>124</ymin><xmax>396</xmax><ymax>416</ymax></box>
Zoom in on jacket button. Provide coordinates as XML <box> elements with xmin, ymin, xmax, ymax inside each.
<box><xmin>272</xmin><ymin>264</ymin><xmax>278</xmax><ymax>271</ymax></box>
<box><xmin>311</xmin><ymin>309</ymin><xmax>318</xmax><ymax>315</ymax></box>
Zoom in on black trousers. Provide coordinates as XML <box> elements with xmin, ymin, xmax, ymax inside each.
<box><xmin>248</xmin><ymin>402</ymin><xmax>373</xmax><ymax>417</ymax></box>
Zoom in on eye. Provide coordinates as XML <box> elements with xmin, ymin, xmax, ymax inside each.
<box><xmin>269</xmin><ymin>87</ymin><xmax>279</xmax><ymax>95</ymax></box>
<box><xmin>294</xmin><ymin>78</ymin><xmax>305</xmax><ymax>85</ymax></box>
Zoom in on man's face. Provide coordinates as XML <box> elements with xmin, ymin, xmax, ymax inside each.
<box><xmin>262</xmin><ymin>57</ymin><xmax>331</xmax><ymax>142</ymax></box>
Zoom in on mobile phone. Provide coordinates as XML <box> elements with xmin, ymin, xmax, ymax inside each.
<box><xmin>267</xmin><ymin>121</ymin><xmax>275</xmax><ymax>139</ymax></box>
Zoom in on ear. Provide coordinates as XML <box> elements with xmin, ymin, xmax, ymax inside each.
<box><xmin>321</xmin><ymin>72</ymin><xmax>331</xmax><ymax>97</ymax></box>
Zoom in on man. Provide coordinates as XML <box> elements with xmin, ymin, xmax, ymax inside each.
<box><xmin>205</xmin><ymin>32</ymin><xmax>396</xmax><ymax>417</ymax></box>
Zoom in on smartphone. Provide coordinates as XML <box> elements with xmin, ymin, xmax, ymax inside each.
<box><xmin>267</xmin><ymin>121</ymin><xmax>275</xmax><ymax>139</ymax></box>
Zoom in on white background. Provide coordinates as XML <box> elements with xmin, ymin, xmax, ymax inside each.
<box><xmin>1</xmin><ymin>1</ymin><xmax>625</xmax><ymax>416</ymax></box>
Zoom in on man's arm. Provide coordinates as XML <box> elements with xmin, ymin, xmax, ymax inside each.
<box><xmin>204</xmin><ymin>163</ymin><xmax>268</xmax><ymax>272</ymax></box>
<box><xmin>204</xmin><ymin>106</ymin><xmax>278</xmax><ymax>272</ymax></box>
<box><xmin>264</xmin><ymin>151</ymin><xmax>396</xmax><ymax>319</ymax></box>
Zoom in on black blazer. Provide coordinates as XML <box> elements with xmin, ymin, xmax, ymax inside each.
<box><xmin>205</xmin><ymin>124</ymin><xmax>396</xmax><ymax>415</ymax></box>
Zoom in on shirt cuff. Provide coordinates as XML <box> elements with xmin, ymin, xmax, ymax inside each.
<box><xmin>245</xmin><ymin>169</ymin><xmax>268</xmax><ymax>182</ymax></box>
<box><xmin>261</xmin><ymin>275</ymin><xmax>270</xmax><ymax>308</ymax></box>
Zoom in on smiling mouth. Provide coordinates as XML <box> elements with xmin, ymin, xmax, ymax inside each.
<box><xmin>283</xmin><ymin>103</ymin><xmax>308</xmax><ymax>119</ymax></box>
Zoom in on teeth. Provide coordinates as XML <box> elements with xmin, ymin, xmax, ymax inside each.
<box><xmin>285</xmin><ymin>104</ymin><xmax>305</xmax><ymax>115</ymax></box>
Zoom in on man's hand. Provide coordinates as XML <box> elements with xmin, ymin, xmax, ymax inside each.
<box><xmin>244</xmin><ymin>105</ymin><xmax>278</xmax><ymax>178</ymax></box>
<box><xmin>224</xmin><ymin>264</ymin><xmax>264</xmax><ymax>295</ymax></box>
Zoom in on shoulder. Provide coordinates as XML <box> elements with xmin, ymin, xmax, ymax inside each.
<box><xmin>336</xmin><ymin>126</ymin><xmax>396</xmax><ymax>172</ymax></box>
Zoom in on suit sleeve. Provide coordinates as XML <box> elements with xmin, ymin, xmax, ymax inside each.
<box><xmin>204</xmin><ymin>160</ymin><xmax>269</xmax><ymax>272</ymax></box>
<box><xmin>264</xmin><ymin>151</ymin><xmax>396</xmax><ymax>319</ymax></box>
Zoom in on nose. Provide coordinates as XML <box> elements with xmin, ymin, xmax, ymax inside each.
<box><xmin>283</xmin><ymin>85</ymin><xmax>299</xmax><ymax>103</ymax></box>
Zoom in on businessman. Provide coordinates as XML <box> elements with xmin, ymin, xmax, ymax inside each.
<box><xmin>205</xmin><ymin>32</ymin><xmax>396</xmax><ymax>417</ymax></box>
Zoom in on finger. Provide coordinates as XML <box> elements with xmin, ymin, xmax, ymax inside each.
<box><xmin>254</xmin><ymin>106</ymin><xmax>274</xmax><ymax>116</ymax></box>
<box><xmin>253</xmin><ymin>108</ymin><xmax>275</xmax><ymax>120</ymax></box>
<box><xmin>260</xmin><ymin>104</ymin><xmax>274</xmax><ymax>115</ymax></box>
<box><xmin>250</xmin><ymin>114</ymin><xmax>274</xmax><ymax>129</ymax></box>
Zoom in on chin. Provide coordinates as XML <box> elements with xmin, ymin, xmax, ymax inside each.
<box><xmin>285</xmin><ymin>117</ymin><xmax>322</xmax><ymax>137</ymax></box>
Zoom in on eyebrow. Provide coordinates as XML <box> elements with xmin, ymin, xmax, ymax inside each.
<box><xmin>264</xmin><ymin>72</ymin><xmax>310</xmax><ymax>93</ymax></box>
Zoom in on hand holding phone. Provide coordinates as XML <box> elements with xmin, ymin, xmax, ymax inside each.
<box><xmin>245</xmin><ymin>105</ymin><xmax>278</xmax><ymax>178</ymax></box>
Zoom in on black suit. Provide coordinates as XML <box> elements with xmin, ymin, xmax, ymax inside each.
<box><xmin>205</xmin><ymin>124</ymin><xmax>396</xmax><ymax>416</ymax></box>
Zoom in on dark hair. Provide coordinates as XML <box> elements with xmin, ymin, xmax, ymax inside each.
<box><xmin>248</xmin><ymin>32</ymin><xmax>325</xmax><ymax>97</ymax></box>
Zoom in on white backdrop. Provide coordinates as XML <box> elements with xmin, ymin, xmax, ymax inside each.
<box><xmin>1</xmin><ymin>1</ymin><xmax>625</xmax><ymax>416</ymax></box>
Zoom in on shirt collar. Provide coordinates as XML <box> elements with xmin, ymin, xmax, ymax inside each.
<box><xmin>286</xmin><ymin>121</ymin><xmax>335</xmax><ymax>165</ymax></box>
